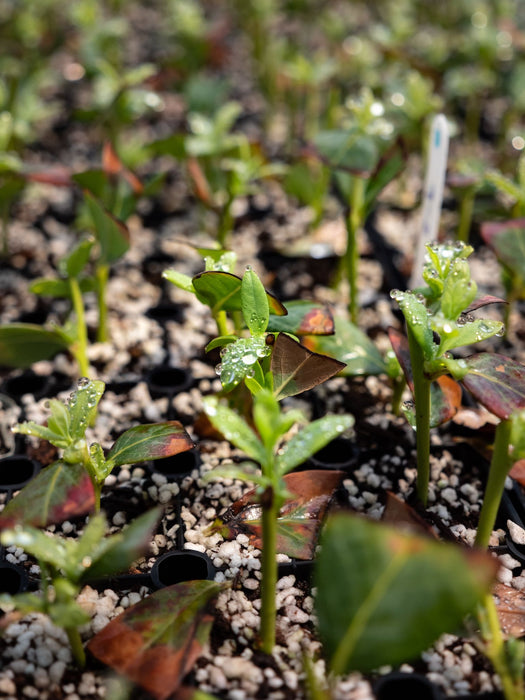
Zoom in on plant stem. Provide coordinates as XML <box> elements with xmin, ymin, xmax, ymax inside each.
<box><xmin>259</xmin><ymin>491</ymin><xmax>278</xmax><ymax>654</ymax></box>
<box><xmin>95</xmin><ymin>263</ymin><xmax>110</xmax><ymax>343</ymax></box>
<box><xmin>475</xmin><ymin>418</ymin><xmax>511</xmax><ymax>548</ymax></box>
<box><xmin>478</xmin><ymin>593</ymin><xmax>524</xmax><ymax>700</ymax></box>
<box><xmin>345</xmin><ymin>177</ymin><xmax>365</xmax><ymax>324</ymax></box>
<box><xmin>390</xmin><ymin>374</ymin><xmax>406</xmax><ymax>417</ymax></box>
<box><xmin>215</xmin><ymin>310</ymin><xmax>229</xmax><ymax>337</ymax></box>
<box><xmin>66</xmin><ymin>626</ymin><xmax>86</xmax><ymax>668</ymax></box>
<box><xmin>406</xmin><ymin>325</ymin><xmax>431</xmax><ymax>506</ymax></box>
<box><xmin>69</xmin><ymin>277</ymin><xmax>90</xmax><ymax>377</ymax></box>
<box><xmin>456</xmin><ymin>187</ymin><xmax>475</xmax><ymax>244</ymax></box>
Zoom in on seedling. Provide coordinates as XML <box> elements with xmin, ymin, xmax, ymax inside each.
<box><xmin>390</xmin><ymin>241</ymin><xmax>512</xmax><ymax>504</ymax></box>
<box><xmin>0</xmin><ymin>508</ymin><xmax>161</xmax><ymax>667</ymax></box>
<box><xmin>11</xmin><ymin>378</ymin><xmax>194</xmax><ymax>512</ymax></box>
<box><xmin>203</xmin><ymin>389</ymin><xmax>354</xmax><ymax>653</ymax></box>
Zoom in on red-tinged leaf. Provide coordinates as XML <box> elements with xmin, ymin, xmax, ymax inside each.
<box><xmin>381</xmin><ymin>492</ymin><xmax>438</xmax><ymax>539</ymax></box>
<box><xmin>268</xmin><ymin>301</ymin><xmax>335</xmax><ymax>336</ymax></box>
<box><xmin>187</xmin><ymin>157</ymin><xmax>213</xmax><ymax>206</ymax></box>
<box><xmin>106</xmin><ymin>422</ymin><xmax>195</xmax><ymax>468</ymax></box>
<box><xmin>387</xmin><ymin>328</ymin><xmax>461</xmax><ymax>427</ymax></box>
<box><xmin>494</xmin><ymin>582</ymin><xmax>525</xmax><ymax>638</ymax></box>
<box><xmin>271</xmin><ymin>333</ymin><xmax>346</xmax><ymax>400</ymax></box>
<box><xmin>192</xmin><ymin>271</ymin><xmax>287</xmax><ymax>316</ymax></box>
<box><xmin>465</xmin><ymin>295</ymin><xmax>507</xmax><ymax>313</ymax></box>
<box><xmin>461</xmin><ymin>353</ymin><xmax>525</xmax><ymax>420</ymax></box>
<box><xmin>509</xmin><ymin>459</ymin><xmax>525</xmax><ymax>487</ymax></box>
<box><xmin>87</xmin><ymin>580</ymin><xmax>225</xmax><ymax>700</ymax></box>
<box><xmin>212</xmin><ymin>470</ymin><xmax>343</xmax><ymax>560</ymax></box>
<box><xmin>0</xmin><ymin>462</ymin><xmax>94</xmax><ymax>528</ymax></box>
<box><xmin>23</xmin><ymin>166</ymin><xmax>73</xmax><ymax>187</ymax></box>
<box><xmin>102</xmin><ymin>142</ymin><xmax>144</xmax><ymax>196</ymax></box>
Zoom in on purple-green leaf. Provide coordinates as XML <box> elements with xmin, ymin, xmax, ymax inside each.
<box><xmin>106</xmin><ymin>422</ymin><xmax>195</xmax><ymax>467</ymax></box>
<box><xmin>268</xmin><ymin>301</ymin><xmax>335</xmax><ymax>336</ymax></box>
<box><xmin>461</xmin><ymin>353</ymin><xmax>525</xmax><ymax>420</ymax></box>
<box><xmin>87</xmin><ymin>580</ymin><xmax>225</xmax><ymax>700</ymax></box>
<box><xmin>0</xmin><ymin>461</ymin><xmax>94</xmax><ymax>528</ymax></box>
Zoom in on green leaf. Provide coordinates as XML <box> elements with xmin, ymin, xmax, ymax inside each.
<box><xmin>0</xmin><ymin>461</ymin><xmax>95</xmax><ymax>529</ymax></box>
<box><xmin>481</xmin><ymin>219</ymin><xmax>525</xmax><ymax>281</ymax></box>
<box><xmin>1</xmin><ymin>524</ymin><xmax>70</xmax><ymax>571</ymax></box>
<box><xmin>87</xmin><ymin>580</ymin><xmax>226</xmax><ymax>700</ymax></box>
<box><xmin>203</xmin><ymin>397</ymin><xmax>267</xmax><ymax>466</ymax></box>
<box><xmin>205</xmin><ymin>335</ymin><xmax>236</xmax><ymax>352</ymax></box>
<box><xmin>438</xmin><ymin>318</ymin><xmax>504</xmax><ymax>355</ymax></box>
<box><xmin>192</xmin><ymin>271</ymin><xmax>286</xmax><ymax>316</ymax></box>
<box><xmin>241</xmin><ymin>268</ymin><xmax>269</xmax><ymax>336</ymax></box>
<box><xmin>106</xmin><ymin>422</ymin><xmax>194</xmax><ymax>467</ymax></box>
<box><xmin>314</xmin><ymin>128</ymin><xmax>379</xmax><ymax>175</ymax></box>
<box><xmin>315</xmin><ymin>513</ymin><xmax>498</xmax><ymax>675</ymax></box>
<box><xmin>30</xmin><ymin>277</ymin><xmax>95</xmax><ymax>298</ymax></box>
<box><xmin>46</xmin><ymin>399</ymin><xmax>71</xmax><ymax>443</ymax></box>
<box><xmin>268</xmin><ymin>301</ymin><xmax>334</xmax><ymax>336</ymax></box>
<box><xmin>13</xmin><ymin>419</ymin><xmax>69</xmax><ymax>448</ymax></box>
<box><xmin>440</xmin><ymin>259</ymin><xmax>477</xmax><ymax>321</ymax></box>
<box><xmin>0</xmin><ymin>324</ymin><xmax>70</xmax><ymax>368</ymax></box>
<box><xmin>461</xmin><ymin>353</ymin><xmax>525</xmax><ymax>420</ymax></box>
<box><xmin>84</xmin><ymin>508</ymin><xmax>162</xmax><ymax>582</ymax></box>
<box><xmin>84</xmin><ymin>191</ymin><xmax>130</xmax><ymax>264</ymax></box>
<box><xmin>162</xmin><ymin>269</ymin><xmax>195</xmax><ymax>293</ymax></box>
<box><xmin>391</xmin><ymin>291</ymin><xmax>434</xmax><ymax>361</ymax></box>
<box><xmin>485</xmin><ymin>171</ymin><xmax>524</xmax><ymax>204</ymax></box>
<box><xmin>304</xmin><ymin>317</ymin><xmax>386</xmax><ymax>375</ymax></box>
<box><xmin>218</xmin><ymin>336</ymin><xmax>270</xmax><ymax>392</ymax></box>
<box><xmin>271</xmin><ymin>333</ymin><xmax>346</xmax><ymax>400</ymax></box>
<box><xmin>62</xmin><ymin>236</ymin><xmax>95</xmax><ymax>279</ymax></box>
<box><xmin>276</xmin><ymin>414</ymin><xmax>354</xmax><ymax>475</ymax></box>
<box><xmin>69</xmin><ymin>379</ymin><xmax>105</xmax><ymax>441</ymax></box>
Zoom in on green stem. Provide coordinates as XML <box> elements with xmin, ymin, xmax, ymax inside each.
<box><xmin>478</xmin><ymin>593</ymin><xmax>524</xmax><ymax>700</ymax></box>
<box><xmin>406</xmin><ymin>325</ymin><xmax>431</xmax><ymax>506</ymax></box>
<box><xmin>69</xmin><ymin>277</ymin><xmax>90</xmax><ymax>377</ymax></box>
<box><xmin>215</xmin><ymin>310</ymin><xmax>229</xmax><ymax>337</ymax></box>
<box><xmin>390</xmin><ymin>375</ymin><xmax>406</xmax><ymax>417</ymax></box>
<box><xmin>259</xmin><ymin>493</ymin><xmax>278</xmax><ymax>654</ymax></box>
<box><xmin>475</xmin><ymin>418</ymin><xmax>511</xmax><ymax>548</ymax></box>
<box><xmin>345</xmin><ymin>177</ymin><xmax>365</xmax><ymax>324</ymax></box>
<box><xmin>457</xmin><ymin>187</ymin><xmax>475</xmax><ymax>244</ymax></box>
<box><xmin>95</xmin><ymin>264</ymin><xmax>110</xmax><ymax>343</ymax></box>
<box><xmin>217</xmin><ymin>195</ymin><xmax>234</xmax><ymax>248</ymax></box>
<box><xmin>66</xmin><ymin>626</ymin><xmax>86</xmax><ymax>668</ymax></box>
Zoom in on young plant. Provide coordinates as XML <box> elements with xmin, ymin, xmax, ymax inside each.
<box><xmin>11</xmin><ymin>378</ymin><xmax>194</xmax><ymax>512</ymax></box>
<box><xmin>390</xmin><ymin>241</ymin><xmax>511</xmax><ymax>505</ymax></box>
<box><xmin>203</xmin><ymin>389</ymin><xmax>354</xmax><ymax>654</ymax></box>
<box><xmin>0</xmin><ymin>508</ymin><xmax>161</xmax><ymax>667</ymax></box>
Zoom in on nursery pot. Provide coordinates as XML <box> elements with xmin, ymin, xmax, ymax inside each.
<box><xmin>145</xmin><ymin>365</ymin><xmax>194</xmax><ymax>399</ymax></box>
<box><xmin>0</xmin><ymin>561</ymin><xmax>28</xmax><ymax>595</ymax></box>
<box><xmin>0</xmin><ymin>455</ymin><xmax>41</xmax><ymax>492</ymax></box>
<box><xmin>373</xmin><ymin>672</ymin><xmax>443</xmax><ymax>700</ymax></box>
<box><xmin>147</xmin><ymin>449</ymin><xmax>201</xmax><ymax>481</ymax></box>
<box><xmin>2</xmin><ymin>370</ymin><xmax>51</xmax><ymax>402</ymax></box>
<box><xmin>150</xmin><ymin>550</ymin><xmax>216</xmax><ymax>588</ymax></box>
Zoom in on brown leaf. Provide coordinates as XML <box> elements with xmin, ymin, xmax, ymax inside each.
<box><xmin>213</xmin><ymin>470</ymin><xmax>343</xmax><ymax>559</ymax></box>
<box><xmin>494</xmin><ymin>582</ymin><xmax>525</xmax><ymax>638</ymax></box>
<box><xmin>381</xmin><ymin>492</ymin><xmax>438</xmax><ymax>539</ymax></box>
<box><xmin>509</xmin><ymin>460</ymin><xmax>525</xmax><ymax>487</ymax></box>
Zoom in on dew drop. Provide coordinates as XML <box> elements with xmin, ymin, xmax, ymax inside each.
<box><xmin>242</xmin><ymin>353</ymin><xmax>257</xmax><ymax>365</ymax></box>
<box><xmin>496</xmin><ymin>325</ymin><xmax>505</xmax><ymax>337</ymax></box>
<box><xmin>77</xmin><ymin>377</ymin><xmax>90</xmax><ymax>388</ymax></box>
<box><xmin>215</xmin><ymin>363</ymin><xmax>222</xmax><ymax>376</ymax></box>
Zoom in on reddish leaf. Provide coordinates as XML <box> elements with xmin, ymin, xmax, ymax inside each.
<box><xmin>461</xmin><ymin>353</ymin><xmax>525</xmax><ymax>420</ymax></box>
<box><xmin>23</xmin><ymin>166</ymin><xmax>73</xmax><ymax>187</ymax></box>
<box><xmin>464</xmin><ymin>295</ymin><xmax>507</xmax><ymax>313</ymax></box>
<box><xmin>106</xmin><ymin>422</ymin><xmax>195</xmax><ymax>467</ymax></box>
<box><xmin>509</xmin><ymin>459</ymin><xmax>525</xmax><ymax>487</ymax></box>
<box><xmin>87</xmin><ymin>581</ymin><xmax>224</xmax><ymax>700</ymax></box>
<box><xmin>211</xmin><ymin>470</ymin><xmax>343</xmax><ymax>559</ymax></box>
<box><xmin>0</xmin><ymin>462</ymin><xmax>94</xmax><ymax>528</ymax></box>
<box><xmin>102</xmin><ymin>142</ymin><xmax>144</xmax><ymax>195</ymax></box>
<box><xmin>269</xmin><ymin>301</ymin><xmax>335</xmax><ymax>336</ymax></box>
<box><xmin>187</xmin><ymin>157</ymin><xmax>213</xmax><ymax>206</ymax></box>
<box><xmin>381</xmin><ymin>492</ymin><xmax>437</xmax><ymax>539</ymax></box>
<box><xmin>271</xmin><ymin>333</ymin><xmax>346</xmax><ymax>400</ymax></box>
<box><xmin>494</xmin><ymin>583</ymin><xmax>525</xmax><ymax>638</ymax></box>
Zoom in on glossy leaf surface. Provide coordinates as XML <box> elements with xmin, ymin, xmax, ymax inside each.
<box><xmin>212</xmin><ymin>470</ymin><xmax>344</xmax><ymax>559</ymax></box>
<box><xmin>0</xmin><ymin>324</ymin><xmax>69</xmax><ymax>368</ymax></box>
<box><xmin>203</xmin><ymin>396</ymin><xmax>266</xmax><ymax>466</ymax></box>
<box><xmin>304</xmin><ymin>317</ymin><xmax>385</xmax><ymax>375</ymax></box>
<box><xmin>107</xmin><ymin>422</ymin><xmax>195</xmax><ymax>467</ymax></box>
<box><xmin>315</xmin><ymin>513</ymin><xmax>498</xmax><ymax>674</ymax></box>
<box><xmin>218</xmin><ymin>336</ymin><xmax>270</xmax><ymax>392</ymax></box>
<box><xmin>241</xmin><ymin>268</ymin><xmax>269</xmax><ymax>336</ymax></box>
<box><xmin>88</xmin><ymin>581</ymin><xmax>224</xmax><ymax>700</ymax></box>
<box><xmin>192</xmin><ymin>271</ymin><xmax>286</xmax><ymax>316</ymax></box>
<box><xmin>268</xmin><ymin>301</ymin><xmax>335</xmax><ymax>336</ymax></box>
<box><xmin>0</xmin><ymin>461</ymin><xmax>94</xmax><ymax>528</ymax></box>
<box><xmin>461</xmin><ymin>354</ymin><xmax>525</xmax><ymax>419</ymax></box>
<box><xmin>271</xmin><ymin>332</ymin><xmax>346</xmax><ymax>400</ymax></box>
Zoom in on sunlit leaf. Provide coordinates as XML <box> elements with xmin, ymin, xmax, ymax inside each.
<box><xmin>271</xmin><ymin>333</ymin><xmax>345</xmax><ymax>400</ymax></box>
<box><xmin>84</xmin><ymin>191</ymin><xmax>130</xmax><ymax>264</ymax></box>
<box><xmin>461</xmin><ymin>354</ymin><xmax>525</xmax><ymax>420</ymax></box>
<box><xmin>241</xmin><ymin>268</ymin><xmax>269</xmax><ymax>336</ymax></box>
<box><xmin>0</xmin><ymin>461</ymin><xmax>94</xmax><ymax>529</ymax></box>
<box><xmin>268</xmin><ymin>301</ymin><xmax>335</xmax><ymax>336</ymax></box>
<box><xmin>192</xmin><ymin>271</ymin><xmax>286</xmax><ymax>316</ymax></box>
<box><xmin>87</xmin><ymin>581</ymin><xmax>225</xmax><ymax>700</ymax></box>
<box><xmin>305</xmin><ymin>317</ymin><xmax>385</xmax><ymax>375</ymax></box>
<box><xmin>203</xmin><ymin>396</ymin><xmax>266</xmax><ymax>466</ymax></box>
<box><xmin>210</xmin><ymin>470</ymin><xmax>344</xmax><ymax>559</ymax></box>
<box><xmin>106</xmin><ymin>422</ymin><xmax>195</xmax><ymax>467</ymax></box>
<box><xmin>315</xmin><ymin>513</ymin><xmax>498</xmax><ymax>675</ymax></box>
